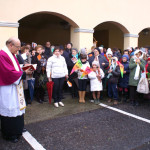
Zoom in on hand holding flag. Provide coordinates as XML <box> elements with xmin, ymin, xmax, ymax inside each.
<box><xmin>70</xmin><ymin>59</ymin><xmax>82</xmax><ymax>75</ymax></box>
<box><xmin>117</xmin><ymin>61</ymin><xmax>124</xmax><ymax>78</ymax></box>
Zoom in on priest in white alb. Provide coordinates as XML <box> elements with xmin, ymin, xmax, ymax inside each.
<box><xmin>0</xmin><ymin>37</ymin><xmax>32</xmax><ymax>143</ymax></box>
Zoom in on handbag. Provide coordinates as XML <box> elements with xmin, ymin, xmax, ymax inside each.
<box><xmin>137</xmin><ymin>76</ymin><xmax>149</xmax><ymax>94</ymax></box>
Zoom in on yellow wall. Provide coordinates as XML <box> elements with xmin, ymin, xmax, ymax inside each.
<box><xmin>0</xmin><ymin>27</ymin><xmax>18</xmax><ymax>49</ymax></box>
<box><xmin>0</xmin><ymin>0</ymin><xmax>150</xmax><ymax>49</ymax></box>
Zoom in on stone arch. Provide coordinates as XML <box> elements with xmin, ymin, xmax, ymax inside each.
<box><xmin>18</xmin><ymin>11</ymin><xmax>79</xmax><ymax>46</ymax></box>
<box><xmin>93</xmin><ymin>21</ymin><xmax>129</xmax><ymax>50</ymax></box>
<box><xmin>138</xmin><ymin>27</ymin><xmax>150</xmax><ymax>47</ymax></box>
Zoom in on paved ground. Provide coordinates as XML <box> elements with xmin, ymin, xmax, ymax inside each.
<box><xmin>1</xmin><ymin>93</ymin><xmax>150</xmax><ymax>150</ymax></box>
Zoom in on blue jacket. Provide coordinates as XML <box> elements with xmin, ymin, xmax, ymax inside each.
<box><xmin>119</xmin><ymin>61</ymin><xmax>130</xmax><ymax>88</ymax></box>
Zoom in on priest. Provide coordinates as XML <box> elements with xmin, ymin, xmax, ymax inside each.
<box><xmin>0</xmin><ymin>37</ymin><xmax>32</xmax><ymax>143</ymax></box>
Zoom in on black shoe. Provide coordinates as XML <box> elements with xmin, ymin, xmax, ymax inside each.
<box><xmin>38</xmin><ymin>100</ymin><xmax>43</xmax><ymax>104</ymax></box>
<box><xmin>22</xmin><ymin>128</ymin><xmax>27</xmax><ymax>133</ymax></box>
<box><xmin>61</xmin><ymin>96</ymin><xmax>65</xmax><ymax>99</ymax></box>
<box><xmin>42</xmin><ymin>99</ymin><xmax>47</xmax><ymax>102</ymax></box>
<box><xmin>131</xmin><ymin>100</ymin><xmax>135</xmax><ymax>106</ymax></box>
<box><xmin>11</xmin><ymin>138</ymin><xmax>19</xmax><ymax>143</ymax></box>
<box><xmin>135</xmin><ymin>101</ymin><xmax>140</xmax><ymax>106</ymax></box>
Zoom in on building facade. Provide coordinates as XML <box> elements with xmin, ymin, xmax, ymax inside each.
<box><xmin>0</xmin><ymin>0</ymin><xmax>150</xmax><ymax>50</ymax></box>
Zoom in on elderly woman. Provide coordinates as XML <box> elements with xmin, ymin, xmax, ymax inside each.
<box><xmin>46</xmin><ymin>47</ymin><xmax>68</xmax><ymax>108</ymax></box>
<box><xmin>129</xmin><ymin>50</ymin><xmax>145</xmax><ymax>106</ymax></box>
<box><xmin>67</xmin><ymin>48</ymin><xmax>79</xmax><ymax>98</ymax></box>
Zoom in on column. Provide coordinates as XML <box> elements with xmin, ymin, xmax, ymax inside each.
<box><xmin>0</xmin><ymin>22</ymin><xmax>19</xmax><ymax>49</ymax></box>
<box><xmin>70</xmin><ymin>27</ymin><xmax>94</xmax><ymax>52</ymax></box>
<box><xmin>124</xmin><ymin>33</ymin><xmax>139</xmax><ymax>49</ymax></box>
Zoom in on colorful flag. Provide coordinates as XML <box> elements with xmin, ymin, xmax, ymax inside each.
<box><xmin>67</xmin><ymin>80</ymin><xmax>72</xmax><ymax>87</ymax></box>
<box><xmin>70</xmin><ymin>59</ymin><xmax>82</xmax><ymax>75</ymax></box>
<box><xmin>117</xmin><ymin>61</ymin><xmax>124</xmax><ymax>78</ymax></box>
<box><xmin>80</xmin><ymin>66</ymin><xmax>93</xmax><ymax>79</ymax></box>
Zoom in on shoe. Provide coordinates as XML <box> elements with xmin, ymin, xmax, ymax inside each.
<box><xmin>11</xmin><ymin>138</ymin><xmax>19</xmax><ymax>143</ymax></box>
<box><xmin>97</xmin><ymin>99</ymin><xmax>100</xmax><ymax>104</ymax></box>
<box><xmin>42</xmin><ymin>99</ymin><xmax>48</xmax><ymax>102</ymax></box>
<box><xmin>38</xmin><ymin>100</ymin><xmax>43</xmax><ymax>104</ymax></box>
<box><xmin>108</xmin><ymin>99</ymin><xmax>112</xmax><ymax>103</ymax></box>
<box><xmin>114</xmin><ymin>100</ymin><xmax>118</xmax><ymax>105</ymax></box>
<box><xmin>89</xmin><ymin>100</ymin><xmax>94</xmax><ymax>103</ymax></box>
<box><xmin>59</xmin><ymin>102</ymin><xmax>64</xmax><ymax>107</ymax></box>
<box><xmin>22</xmin><ymin>128</ymin><xmax>27</xmax><ymax>133</ymax></box>
<box><xmin>54</xmin><ymin>102</ymin><xmax>59</xmax><ymax>108</ymax></box>
<box><xmin>94</xmin><ymin>99</ymin><xmax>98</xmax><ymax>104</ymax></box>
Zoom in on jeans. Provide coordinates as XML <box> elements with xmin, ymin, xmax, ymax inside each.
<box><xmin>108</xmin><ymin>82</ymin><xmax>118</xmax><ymax>100</ymax></box>
<box><xmin>52</xmin><ymin>77</ymin><xmax>65</xmax><ymax>103</ymax></box>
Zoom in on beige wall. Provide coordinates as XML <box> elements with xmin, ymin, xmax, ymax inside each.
<box><xmin>0</xmin><ymin>27</ymin><xmax>18</xmax><ymax>49</ymax></box>
<box><xmin>0</xmin><ymin>0</ymin><xmax>150</xmax><ymax>49</ymax></box>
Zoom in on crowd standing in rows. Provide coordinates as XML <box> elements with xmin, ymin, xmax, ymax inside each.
<box><xmin>18</xmin><ymin>41</ymin><xmax>150</xmax><ymax>107</ymax></box>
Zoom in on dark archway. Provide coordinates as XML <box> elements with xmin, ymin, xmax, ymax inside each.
<box><xmin>94</xmin><ymin>21</ymin><xmax>129</xmax><ymax>50</ymax></box>
<box><xmin>138</xmin><ymin>28</ymin><xmax>150</xmax><ymax>47</ymax></box>
<box><xmin>18</xmin><ymin>11</ymin><xmax>79</xmax><ymax>46</ymax></box>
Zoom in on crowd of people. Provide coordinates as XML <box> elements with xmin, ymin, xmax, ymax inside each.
<box><xmin>18</xmin><ymin>41</ymin><xmax>150</xmax><ymax>107</ymax></box>
<box><xmin>1</xmin><ymin>37</ymin><xmax>150</xmax><ymax>143</ymax></box>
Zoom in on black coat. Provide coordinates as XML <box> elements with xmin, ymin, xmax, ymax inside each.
<box><xmin>63</xmin><ymin>48</ymin><xmax>72</xmax><ymax>68</ymax></box>
<box><xmin>88</xmin><ymin>54</ymin><xmax>109</xmax><ymax>71</ymax></box>
<box><xmin>108</xmin><ymin>65</ymin><xmax>120</xmax><ymax>84</ymax></box>
<box><xmin>44</xmin><ymin>47</ymin><xmax>52</xmax><ymax>58</ymax></box>
<box><xmin>32</xmin><ymin>53</ymin><xmax>47</xmax><ymax>88</ymax></box>
<box><xmin>119</xmin><ymin>61</ymin><xmax>130</xmax><ymax>88</ymax></box>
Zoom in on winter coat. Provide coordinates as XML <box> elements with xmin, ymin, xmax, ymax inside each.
<box><xmin>108</xmin><ymin>65</ymin><xmax>120</xmax><ymax>84</ymax></box>
<box><xmin>46</xmin><ymin>54</ymin><xmax>68</xmax><ymax>79</ymax></box>
<box><xmin>88</xmin><ymin>69</ymin><xmax>104</xmax><ymax>91</ymax></box>
<box><xmin>32</xmin><ymin>53</ymin><xmax>47</xmax><ymax>88</ymax></box>
<box><xmin>119</xmin><ymin>61</ymin><xmax>130</xmax><ymax>88</ymax></box>
<box><xmin>67</xmin><ymin>53</ymin><xmax>79</xmax><ymax>79</ymax></box>
<box><xmin>129</xmin><ymin>58</ymin><xmax>145</xmax><ymax>86</ymax></box>
<box><xmin>88</xmin><ymin>55</ymin><xmax>109</xmax><ymax>71</ymax></box>
<box><xmin>44</xmin><ymin>47</ymin><xmax>52</xmax><ymax>58</ymax></box>
<box><xmin>62</xmin><ymin>48</ymin><xmax>72</xmax><ymax>70</ymax></box>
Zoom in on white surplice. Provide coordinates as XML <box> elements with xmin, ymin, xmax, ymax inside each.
<box><xmin>0</xmin><ymin>77</ymin><xmax>25</xmax><ymax>117</ymax></box>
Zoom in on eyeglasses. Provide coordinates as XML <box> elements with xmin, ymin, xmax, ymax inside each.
<box><xmin>12</xmin><ymin>43</ymin><xmax>20</xmax><ymax>49</ymax></box>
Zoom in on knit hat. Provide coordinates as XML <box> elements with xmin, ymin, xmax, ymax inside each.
<box><xmin>94</xmin><ymin>48</ymin><xmax>100</xmax><ymax>54</ymax></box>
<box><xmin>72</xmin><ymin>48</ymin><xmax>78</xmax><ymax>53</ymax></box>
<box><xmin>106</xmin><ymin>48</ymin><xmax>113</xmax><ymax>56</ymax></box>
<box><xmin>80</xmin><ymin>48</ymin><xmax>87</xmax><ymax>55</ymax></box>
<box><xmin>92</xmin><ymin>61</ymin><xmax>99</xmax><ymax>67</ymax></box>
<box><xmin>130</xmin><ymin>52</ymin><xmax>134</xmax><ymax>57</ymax></box>
<box><xmin>122</xmin><ymin>54</ymin><xmax>129</xmax><ymax>61</ymax></box>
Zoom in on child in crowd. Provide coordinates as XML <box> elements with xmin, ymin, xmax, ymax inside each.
<box><xmin>77</xmin><ymin>54</ymin><xmax>90</xmax><ymax>103</ymax></box>
<box><xmin>88</xmin><ymin>61</ymin><xmax>104</xmax><ymax>104</ymax></box>
<box><xmin>107</xmin><ymin>57</ymin><xmax>120</xmax><ymax>104</ymax></box>
<box><xmin>118</xmin><ymin>55</ymin><xmax>130</xmax><ymax>102</ymax></box>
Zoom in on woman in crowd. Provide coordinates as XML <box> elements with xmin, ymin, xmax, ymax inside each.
<box><xmin>68</xmin><ymin>48</ymin><xmax>79</xmax><ymax>98</ymax></box>
<box><xmin>129</xmin><ymin>50</ymin><xmax>145</xmax><ymax>106</ymax></box>
<box><xmin>32</xmin><ymin>45</ymin><xmax>47</xmax><ymax>104</ymax></box>
<box><xmin>76</xmin><ymin>54</ymin><xmax>90</xmax><ymax>103</ymax></box>
<box><xmin>46</xmin><ymin>47</ymin><xmax>68</xmax><ymax>108</ymax></box>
